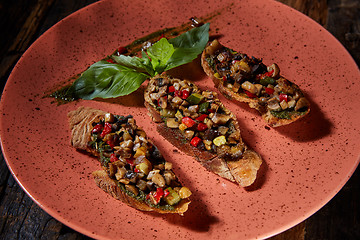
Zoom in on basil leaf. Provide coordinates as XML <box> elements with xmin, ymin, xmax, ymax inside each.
<box><xmin>111</xmin><ymin>54</ymin><xmax>154</xmax><ymax>76</ymax></box>
<box><xmin>147</xmin><ymin>38</ymin><xmax>175</xmax><ymax>74</ymax></box>
<box><xmin>61</xmin><ymin>23</ymin><xmax>210</xmax><ymax>101</ymax></box>
<box><xmin>165</xmin><ymin>23</ymin><xmax>209</xmax><ymax>71</ymax></box>
<box><xmin>68</xmin><ymin>60</ymin><xmax>149</xmax><ymax>99</ymax></box>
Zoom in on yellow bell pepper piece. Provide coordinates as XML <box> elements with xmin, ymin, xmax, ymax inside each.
<box><xmin>213</xmin><ymin>135</ymin><xmax>226</xmax><ymax>146</ymax></box>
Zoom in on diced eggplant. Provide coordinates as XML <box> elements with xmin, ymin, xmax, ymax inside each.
<box><xmin>136</xmin><ymin>179</ymin><xmax>147</xmax><ymax>191</ymax></box>
<box><xmin>211</xmin><ymin>113</ymin><xmax>231</xmax><ymax>125</ymax></box>
<box><xmin>164</xmin><ymin>162</ymin><xmax>173</xmax><ymax>170</ymax></box>
<box><xmin>151</xmin><ymin>173</ymin><xmax>166</xmax><ymax>188</ymax></box>
<box><xmin>164</xmin><ymin>171</ymin><xmax>176</xmax><ymax>185</ymax></box>
<box><xmin>178</xmin><ymin>187</ymin><xmax>192</xmax><ymax>199</ymax></box>
<box><xmin>295</xmin><ymin>97</ymin><xmax>309</xmax><ymax>111</ymax></box>
<box><xmin>166</xmin><ymin>118</ymin><xmax>179</xmax><ymax>128</ymax></box>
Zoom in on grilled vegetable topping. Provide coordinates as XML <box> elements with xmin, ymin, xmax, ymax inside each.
<box><xmin>88</xmin><ymin>113</ymin><xmax>191</xmax><ymax>209</ymax></box>
<box><xmin>147</xmin><ymin>76</ymin><xmax>244</xmax><ymax>159</ymax></box>
<box><xmin>204</xmin><ymin>40</ymin><xmax>309</xmax><ymax>120</ymax></box>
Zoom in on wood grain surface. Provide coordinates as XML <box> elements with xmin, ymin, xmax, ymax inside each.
<box><xmin>0</xmin><ymin>0</ymin><xmax>359</xmax><ymax>239</ymax></box>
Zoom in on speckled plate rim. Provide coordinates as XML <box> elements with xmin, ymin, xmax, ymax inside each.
<box><xmin>1</xmin><ymin>0</ymin><xmax>359</xmax><ymax>239</ymax></box>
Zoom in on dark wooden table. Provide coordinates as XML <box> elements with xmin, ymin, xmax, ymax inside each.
<box><xmin>0</xmin><ymin>0</ymin><xmax>359</xmax><ymax>239</ymax></box>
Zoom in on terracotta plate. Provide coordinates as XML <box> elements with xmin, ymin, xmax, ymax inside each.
<box><xmin>1</xmin><ymin>0</ymin><xmax>359</xmax><ymax>239</ymax></box>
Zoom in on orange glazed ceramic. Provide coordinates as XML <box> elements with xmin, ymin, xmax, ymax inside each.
<box><xmin>1</xmin><ymin>0</ymin><xmax>359</xmax><ymax>239</ymax></box>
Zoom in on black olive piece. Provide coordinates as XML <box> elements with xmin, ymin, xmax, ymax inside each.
<box><xmin>216</xmin><ymin>63</ymin><xmax>230</xmax><ymax>71</ymax></box>
<box><xmin>196</xmin><ymin>141</ymin><xmax>206</xmax><ymax>150</ymax></box>
<box><xmin>233</xmin><ymin>72</ymin><xmax>244</xmax><ymax>84</ymax></box>
<box><xmin>203</xmin><ymin>128</ymin><xmax>220</xmax><ymax>140</ymax></box>
<box><xmin>117</xmin><ymin>115</ymin><xmax>132</xmax><ymax>124</ymax></box>
<box><xmin>117</xmin><ymin>116</ymin><xmax>127</xmax><ymax>124</ymax></box>
<box><xmin>225</xmin><ymin>73</ymin><xmax>234</xmax><ymax>84</ymax></box>
<box><xmin>211</xmin><ymin>143</ymin><xmax>217</xmax><ymax>152</ymax></box>
<box><xmin>113</xmin><ymin>115</ymin><xmax>122</xmax><ymax>123</ymax></box>
<box><xmin>252</xmin><ymin>63</ymin><xmax>267</xmax><ymax>75</ymax></box>
<box><xmin>149</xmin><ymin>146</ymin><xmax>165</xmax><ymax>164</ymax></box>
<box><xmin>156</xmin><ymin>78</ymin><xmax>165</xmax><ymax>86</ymax></box>
<box><xmin>251</xmin><ymin>56</ymin><xmax>263</xmax><ymax>64</ymax></box>
<box><xmin>251</xmin><ymin>64</ymin><xmax>260</xmax><ymax>73</ymax></box>
<box><xmin>127</xmin><ymin>128</ymin><xmax>135</xmax><ymax>137</ymax></box>
<box><xmin>112</xmin><ymin>122</ymin><xmax>122</xmax><ymax>131</ymax></box>
<box><xmin>146</xmin><ymin>181</ymin><xmax>155</xmax><ymax>191</ymax></box>
<box><xmin>112</xmin><ymin>134</ymin><xmax>120</xmax><ymax>146</ymax></box>
<box><xmin>125</xmin><ymin>115</ymin><xmax>133</xmax><ymax>122</ymax></box>
<box><xmin>117</xmin><ymin>130</ymin><xmax>124</xmax><ymax>138</ymax></box>
<box><xmin>233</xmin><ymin>54</ymin><xmax>243</xmax><ymax>61</ymax></box>
<box><xmin>125</xmin><ymin>170</ymin><xmax>136</xmax><ymax>179</ymax></box>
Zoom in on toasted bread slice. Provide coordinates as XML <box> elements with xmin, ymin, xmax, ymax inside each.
<box><xmin>68</xmin><ymin>107</ymin><xmax>191</xmax><ymax>215</ymax></box>
<box><xmin>92</xmin><ymin>170</ymin><xmax>190</xmax><ymax>214</ymax></box>
<box><xmin>144</xmin><ymin>74</ymin><xmax>262</xmax><ymax>187</ymax></box>
<box><xmin>201</xmin><ymin>39</ymin><xmax>310</xmax><ymax>127</ymax></box>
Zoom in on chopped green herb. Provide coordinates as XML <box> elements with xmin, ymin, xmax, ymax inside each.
<box><xmin>271</xmin><ymin>109</ymin><xmax>307</xmax><ymax>119</ymax></box>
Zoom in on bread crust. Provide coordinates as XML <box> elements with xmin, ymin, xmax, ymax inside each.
<box><xmin>68</xmin><ymin>107</ymin><xmax>190</xmax><ymax>215</ymax></box>
<box><xmin>68</xmin><ymin>107</ymin><xmax>105</xmax><ymax>153</ymax></box>
<box><xmin>144</xmin><ymin>75</ymin><xmax>262</xmax><ymax>187</ymax></box>
<box><xmin>201</xmin><ymin>39</ymin><xmax>310</xmax><ymax>127</ymax></box>
<box><xmin>92</xmin><ymin>170</ymin><xmax>190</xmax><ymax>214</ymax></box>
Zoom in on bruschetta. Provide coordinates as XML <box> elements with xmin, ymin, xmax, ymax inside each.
<box><xmin>68</xmin><ymin>107</ymin><xmax>191</xmax><ymax>215</ymax></box>
<box><xmin>144</xmin><ymin>74</ymin><xmax>262</xmax><ymax>187</ymax></box>
<box><xmin>201</xmin><ymin>39</ymin><xmax>310</xmax><ymax>127</ymax></box>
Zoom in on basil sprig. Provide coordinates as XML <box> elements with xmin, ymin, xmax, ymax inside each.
<box><xmin>67</xmin><ymin>23</ymin><xmax>209</xmax><ymax>100</ymax></box>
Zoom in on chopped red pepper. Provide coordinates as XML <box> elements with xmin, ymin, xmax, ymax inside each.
<box><xmin>106</xmin><ymin>140</ymin><xmax>115</xmax><ymax>149</ymax></box>
<box><xmin>196</xmin><ymin>114</ymin><xmax>208</xmax><ymax>122</ymax></box>
<box><xmin>153</xmin><ymin>188</ymin><xmax>164</xmax><ymax>202</ymax></box>
<box><xmin>208</xmin><ymin>109</ymin><xmax>215</xmax><ymax>113</ymax></box>
<box><xmin>182</xmin><ymin>116</ymin><xmax>196</xmax><ymax>127</ymax></box>
<box><xmin>279</xmin><ymin>93</ymin><xmax>288</xmax><ymax>102</ymax></box>
<box><xmin>190</xmin><ymin>136</ymin><xmax>202</xmax><ymax>147</ymax></box>
<box><xmin>168</xmin><ymin>85</ymin><xmax>175</xmax><ymax>93</ymax></box>
<box><xmin>134</xmin><ymin>168</ymin><xmax>140</xmax><ymax>173</ymax></box>
<box><xmin>126</xmin><ymin>158</ymin><xmax>135</xmax><ymax>166</ymax></box>
<box><xmin>164</xmin><ymin>189</ymin><xmax>170</xmax><ymax>197</ymax></box>
<box><xmin>100</xmin><ymin>122</ymin><xmax>112</xmax><ymax>138</ymax></box>
<box><xmin>180</xmin><ymin>89</ymin><xmax>190</xmax><ymax>99</ymax></box>
<box><xmin>263</xmin><ymin>69</ymin><xmax>274</xmax><ymax>77</ymax></box>
<box><xmin>106</xmin><ymin>59</ymin><xmax>115</xmax><ymax>64</ymax></box>
<box><xmin>197</xmin><ymin>122</ymin><xmax>208</xmax><ymax>131</ymax></box>
<box><xmin>174</xmin><ymin>90</ymin><xmax>181</xmax><ymax>97</ymax></box>
<box><xmin>174</xmin><ymin>89</ymin><xmax>190</xmax><ymax>99</ymax></box>
<box><xmin>92</xmin><ymin>124</ymin><xmax>103</xmax><ymax>134</ymax></box>
<box><xmin>245</xmin><ymin>91</ymin><xmax>257</xmax><ymax>98</ymax></box>
<box><xmin>117</xmin><ymin>47</ymin><xmax>127</xmax><ymax>54</ymax></box>
<box><xmin>110</xmin><ymin>154</ymin><xmax>118</xmax><ymax>163</ymax></box>
<box><xmin>265</xmin><ymin>87</ymin><xmax>275</xmax><ymax>95</ymax></box>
